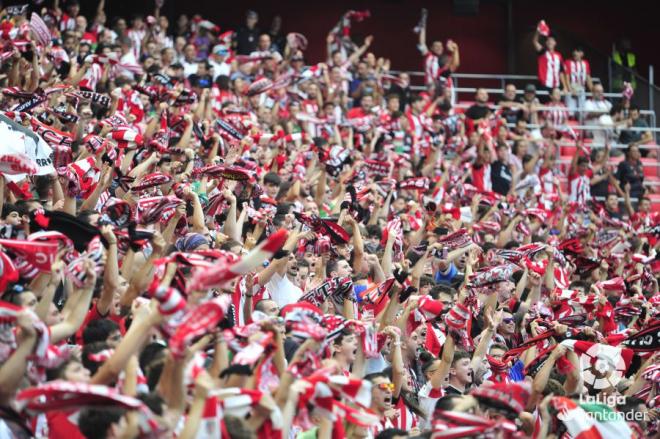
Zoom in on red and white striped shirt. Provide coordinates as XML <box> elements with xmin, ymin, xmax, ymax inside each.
<box><xmin>538</xmin><ymin>167</ymin><xmax>557</xmax><ymax>195</ymax></box>
<box><xmin>568</xmin><ymin>170</ymin><xmax>592</xmax><ymax>205</ymax></box>
<box><xmin>392</xmin><ymin>397</ymin><xmax>419</xmax><ymax>431</ymax></box>
<box><xmin>537</xmin><ymin>50</ymin><xmax>564</xmax><ymax>88</ymax></box>
<box><xmin>564</xmin><ymin>59</ymin><xmax>591</xmax><ymax>88</ymax></box>
<box><xmin>543</xmin><ymin>102</ymin><xmax>569</xmax><ymax>126</ymax></box>
<box><xmin>423</xmin><ymin>53</ymin><xmax>453</xmax><ymax>89</ymax></box>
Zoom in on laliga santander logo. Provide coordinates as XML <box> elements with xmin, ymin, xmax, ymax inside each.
<box><xmin>580</xmin><ymin>344</ymin><xmax>627</xmax><ymax>391</ymax></box>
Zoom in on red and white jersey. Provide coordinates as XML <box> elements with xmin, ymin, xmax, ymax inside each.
<box><xmin>406</xmin><ymin>110</ymin><xmax>432</xmax><ymax>148</ymax></box>
<box><xmin>423</xmin><ymin>52</ymin><xmax>453</xmax><ymax>89</ymax></box>
<box><xmin>537</xmin><ymin>50</ymin><xmax>564</xmax><ymax>88</ymax></box>
<box><xmin>369</xmin><ymin>416</ymin><xmax>394</xmax><ymax>439</ymax></box>
<box><xmin>538</xmin><ymin>167</ymin><xmax>557</xmax><ymax>194</ymax></box>
<box><xmin>392</xmin><ymin>397</ymin><xmax>419</xmax><ymax>431</ymax></box>
<box><xmin>78</xmin><ymin>63</ymin><xmax>103</xmax><ymax>91</ymax></box>
<box><xmin>302</xmin><ymin>99</ymin><xmax>319</xmax><ymax>116</ymax></box>
<box><xmin>543</xmin><ymin>102</ymin><xmax>569</xmax><ymax>126</ymax></box>
<box><xmin>472</xmin><ymin>163</ymin><xmax>492</xmax><ymax>192</ymax></box>
<box><xmin>59</xmin><ymin>14</ymin><xmax>76</xmax><ymax>32</ymax></box>
<box><xmin>568</xmin><ymin>170</ymin><xmax>592</xmax><ymax>205</ymax></box>
<box><xmin>127</xmin><ymin>28</ymin><xmax>146</xmax><ymax>59</ymax></box>
<box><xmin>564</xmin><ymin>59</ymin><xmax>591</xmax><ymax>88</ymax></box>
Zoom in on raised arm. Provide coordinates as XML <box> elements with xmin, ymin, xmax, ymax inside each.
<box><xmin>532</xmin><ymin>30</ymin><xmax>543</xmax><ymax>53</ymax></box>
<box><xmin>49</xmin><ymin>261</ymin><xmax>96</xmax><ymax>343</ymax></box>
<box><xmin>0</xmin><ymin>311</ymin><xmax>38</xmax><ymax>405</ymax></box>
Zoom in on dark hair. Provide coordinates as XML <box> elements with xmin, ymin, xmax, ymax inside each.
<box><xmin>139</xmin><ymin>392</ymin><xmax>165</xmax><ymax>415</ymax></box>
<box><xmin>1</xmin><ymin>203</ymin><xmax>18</xmax><ymax>219</ymax></box>
<box><xmin>82</xmin><ymin>341</ymin><xmax>111</xmax><ymax>375</ymax></box>
<box><xmin>78</xmin><ymin>209</ymin><xmax>99</xmax><ymax>225</ymax></box>
<box><xmin>376</xmin><ymin>429</ymin><xmax>409</xmax><ymax>439</ymax></box>
<box><xmin>364</xmin><ymin>371</ymin><xmax>389</xmax><ymax>383</ymax></box>
<box><xmin>434</xmin><ymin>394</ymin><xmax>465</xmax><ymax>412</ymax></box>
<box><xmin>263</xmin><ymin>172</ymin><xmax>281</xmax><ymax>186</ymax></box>
<box><xmin>139</xmin><ymin>342</ymin><xmax>167</xmax><ymax>390</ymax></box>
<box><xmin>78</xmin><ymin>407</ymin><xmax>126</xmax><ymax>439</ymax></box>
<box><xmin>451</xmin><ymin>350</ymin><xmax>471</xmax><ymax>367</ymax></box>
<box><xmin>82</xmin><ymin>319</ymin><xmax>120</xmax><ymax>345</ymax></box>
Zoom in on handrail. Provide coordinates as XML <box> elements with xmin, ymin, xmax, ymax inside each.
<box><xmin>452</xmin><ymin>103</ymin><xmax>654</xmax><ymax>114</ymax></box>
<box><xmin>452</xmin><ymin>86</ymin><xmax>622</xmax><ymax>99</ymax></box>
<box><xmin>556</xmin><ymin>158</ymin><xmax>657</xmax><ymax>168</ymax></box>
<box><xmin>389</xmin><ymin>70</ymin><xmax>606</xmax><ymax>84</ymax></box>
<box><xmin>505</xmin><ymin>122</ymin><xmax>660</xmax><ymax>133</ymax></box>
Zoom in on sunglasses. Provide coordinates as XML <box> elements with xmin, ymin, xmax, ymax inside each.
<box><xmin>377</xmin><ymin>383</ymin><xmax>394</xmax><ymax>392</ymax></box>
<box><xmin>503</xmin><ymin>318</ymin><xmax>515</xmax><ymax>324</ymax></box>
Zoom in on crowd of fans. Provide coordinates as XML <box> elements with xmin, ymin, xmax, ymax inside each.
<box><xmin>0</xmin><ymin>1</ymin><xmax>659</xmax><ymax>438</ymax></box>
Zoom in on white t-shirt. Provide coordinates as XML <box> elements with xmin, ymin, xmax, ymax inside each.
<box><xmin>265</xmin><ymin>272</ymin><xmax>303</xmax><ymax>307</ymax></box>
<box><xmin>182</xmin><ymin>59</ymin><xmax>198</xmax><ymax>78</ymax></box>
<box><xmin>209</xmin><ymin>59</ymin><xmax>231</xmax><ymax>80</ymax></box>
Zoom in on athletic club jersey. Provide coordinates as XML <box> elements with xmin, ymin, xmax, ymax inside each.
<box><xmin>568</xmin><ymin>170</ymin><xmax>592</xmax><ymax>205</ymax></box>
<box><xmin>564</xmin><ymin>59</ymin><xmax>591</xmax><ymax>88</ymax></box>
<box><xmin>543</xmin><ymin>102</ymin><xmax>568</xmax><ymax>126</ymax></box>
<box><xmin>423</xmin><ymin>53</ymin><xmax>453</xmax><ymax>89</ymax></box>
<box><xmin>392</xmin><ymin>397</ymin><xmax>419</xmax><ymax>431</ymax></box>
<box><xmin>472</xmin><ymin>163</ymin><xmax>492</xmax><ymax>192</ymax></box>
<box><xmin>537</xmin><ymin>49</ymin><xmax>564</xmax><ymax>88</ymax></box>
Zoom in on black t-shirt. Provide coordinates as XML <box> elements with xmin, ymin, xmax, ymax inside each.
<box><xmin>491</xmin><ymin>160</ymin><xmax>513</xmax><ymax>195</ymax></box>
<box><xmin>234</xmin><ymin>26</ymin><xmax>260</xmax><ymax>55</ymax></box>
<box><xmin>465</xmin><ymin>104</ymin><xmax>491</xmax><ymax>121</ymax></box>
<box><xmin>496</xmin><ymin>95</ymin><xmax>523</xmax><ymax>124</ymax></box>
<box><xmin>590</xmin><ymin>167</ymin><xmax>610</xmax><ymax>198</ymax></box>
<box><xmin>617</xmin><ymin>160</ymin><xmax>644</xmax><ymax>198</ymax></box>
<box><xmin>444</xmin><ymin>384</ymin><xmax>465</xmax><ymax>395</ymax></box>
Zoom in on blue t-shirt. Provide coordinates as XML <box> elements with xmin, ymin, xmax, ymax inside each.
<box><xmin>434</xmin><ymin>263</ymin><xmax>458</xmax><ymax>283</ymax></box>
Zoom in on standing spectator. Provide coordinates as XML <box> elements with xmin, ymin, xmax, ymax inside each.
<box><xmin>618</xmin><ymin>106</ymin><xmax>653</xmax><ymax>150</ymax></box>
<box><xmin>268</xmin><ymin>16</ymin><xmax>286</xmax><ymax>54</ymax></box>
<box><xmin>532</xmin><ymin>29</ymin><xmax>567</xmax><ymax>96</ymax></box>
<box><xmin>568</xmin><ymin>153</ymin><xmax>592</xmax><ymax>204</ymax></box>
<box><xmin>491</xmin><ymin>143</ymin><xmax>513</xmax><ymax>196</ymax></box>
<box><xmin>234</xmin><ymin>10</ymin><xmax>260</xmax><ymax>55</ymax></box>
<box><xmin>564</xmin><ymin>47</ymin><xmax>593</xmax><ymax>117</ymax></box>
<box><xmin>388</xmin><ymin>73</ymin><xmax>413</xmax><ymax>111</ymax></box>
<box><xmin>496</xmin><ymin>84</ymin><xmax>523</xmax><ymax>125</ymax></box>
<box><xmin>590</xmin><ymin>147</ymin><xmax>619</xmax><ymax>199</ymax></box>
<box><xmin>127</xmin><ymin>15</ymin><xmax>147</xmax><ymax>60</ymax></box>
<box><xmin>417</xmin><ymin>13</ymin><xmax>459</xmax><ymax>98</ymax></box>
<box><xmin>612</xmin><ymin>37</ymin><xmax>637</xmax><ymax>91</ymax></box>
<box><xmin>584</xmin><ymin>83</ymin><xmax>613</xmax><ymax>146</ymax></box>
<box><xmin>56</xmin><ymin>0</ymin><xmax>80</xmax><ymax>32</ymax></box>
<box><xmin>617</xmin><ymin>144</ymin><xmax>645</xmax><ymax>200</ymax></box>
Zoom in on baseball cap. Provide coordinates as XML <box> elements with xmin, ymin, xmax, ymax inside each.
<box><xmin>524</xmin><ymin>84</ymin><xmax>536</xmax><ymax>93</ymax></box>
<box><xmin>212</xmin><ymin>45</ymin><xmax>229</xmax><ymax>56</ymax></box>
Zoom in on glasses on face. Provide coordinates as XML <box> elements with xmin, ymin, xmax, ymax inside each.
<box><xmin>377</xmin><ymin>382</ymin><xmax>394</xmax><ymax>392</ymax></box>
<box><xmin>503</xmin><ymin>318</ymin><xmax>514</xmax><ymax>324</ymax></box>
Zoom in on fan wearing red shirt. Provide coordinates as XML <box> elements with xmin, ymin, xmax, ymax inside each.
<box><xmin>471</xmin><ymin>141</ymin><xmax>492</xmax><ymax>192</ymax></box>
<box><xmin>564</xmin><ymin>47</ymin><xmax>593</xmax><ymax>116</ymax></box>
<box><xmin>532</xmin><ymin>31</ymin><xmax>568</xmax><ymax>97</ymax></box>
<box><xmin>568</xmin><ymin>154</ymin><xmax>592</xmax><ymax>205</ymax></box>
<box><xmin>417</xmin><ymin>19</ymin><xmax>460</xmax><ymax>94</ymax></box>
